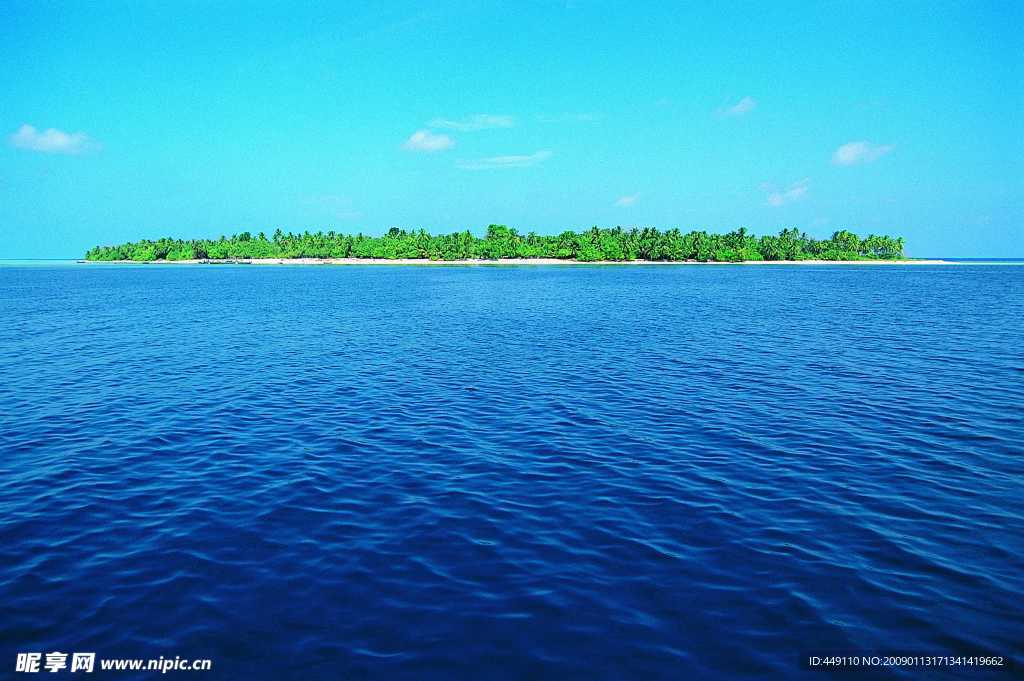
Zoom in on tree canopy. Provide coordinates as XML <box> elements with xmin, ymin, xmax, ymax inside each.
<box><xmin>85</xmin><ymin>226</ymin><xmax>905</xmax><ymax>262</ymax></box>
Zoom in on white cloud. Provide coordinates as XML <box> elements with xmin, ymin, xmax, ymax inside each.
<box><xmin>402</xmin><ymin>129</ymin><xmax>454</xmax><ymax>152</ymax></box>
<box><xmin>614</xmin><ymin>194</ymin><xmax>639</xmax><ymax>207</ymax></box>
<box><xmin>9</xmin><ymin>124</ymin><xmax>95</xmax><ymax>154</ymax></box>
<box><xmin>722</xmin><ymin>96</ymin><xmax>757</xmax><ymax>117</ymax></box>
<box><xmin>766</xmin><ymin>178</ymin><xmax>810</xmax><ymax>207</ymax></box>
<box><xmin>832</xmin><ymin>141</ymin><xmax>893</xmax><ymax>166</ymax></box>
<box><xmin>427</xmin><ymin>114</ymin><xmax>514</xmax><ymax>131</ymax></box>
<box><xmin>457</xmin><ymin>150</ymin><xmax>552</xmax><ymax>170</ymax></box>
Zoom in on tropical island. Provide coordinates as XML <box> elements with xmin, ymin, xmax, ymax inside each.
<box><xmin>85</xmin><ymin>225</ymin><xmax>917</xmax><ymax>263</ymax></box>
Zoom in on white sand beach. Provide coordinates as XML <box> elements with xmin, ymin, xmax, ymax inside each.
<box><xmin>82</xmin><ymin>257</ymin><xmax>954</xmax><ymax>266</ymax></box>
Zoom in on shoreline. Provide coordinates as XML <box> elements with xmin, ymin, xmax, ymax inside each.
<box><xmin>79</xmin><ymin>257</ymin><xmax>955</xmax><ymax>266</ymax></box>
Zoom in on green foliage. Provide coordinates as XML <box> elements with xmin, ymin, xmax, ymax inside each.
<box><xmin>85</xmin><ymin>226</ymin><xmax>906</xmax><ymax>263</ymax></box>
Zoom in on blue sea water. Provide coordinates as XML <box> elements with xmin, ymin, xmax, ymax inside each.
<box><xmin>1</xmin><ymin>262</ymin><xmax>1021</xmax><ymax>680</ymax></box>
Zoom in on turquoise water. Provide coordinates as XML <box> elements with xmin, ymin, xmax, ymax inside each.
<box><xmin>1</xmin><ymin>262</ymin><xmax>1021</xmax><ymax>679</ymax></box>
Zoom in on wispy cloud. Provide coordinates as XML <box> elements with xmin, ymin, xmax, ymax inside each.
<box><xmin>10</xmin><ymin>124</ymin><xmax>95</xmax><ymax>154</ymax></box>
<box><xmin>457</xmin><ymin>150</ymin><xmax>552</xmax><ymax>170</ymax></box>
<box><xmin>427</xmin><ymin>114</ymin><xmax>514</xmax><ymax>131</ymax></box>
<box><xmin>402</xmin><ymin>129</ymin><xmax>454</xmax><ymax>152</ymax></box>
<box><xmin>765</xmin><ymin>178</ymin><xmax>810</xmax><ymax>207</ymax></box>
<box><xmin>614</xmin><ymin>194</ymin><xmax>639</xmax><ymax>207</ymax></box>
<box><xmin>720</xmin><ymin>96</ymin><xmax>757</xmax><ymax>117</ymax></box>
<box><xmin>832</xmin><ymin>141</ymin><xmax>893</xmax><ymax>165</ymax></box>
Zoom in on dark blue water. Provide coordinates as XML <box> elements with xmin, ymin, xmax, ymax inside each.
<box><xmin>1</xmin><ymin>263</ymin><xmax>1021</xmax><ymax>680</ymax></box>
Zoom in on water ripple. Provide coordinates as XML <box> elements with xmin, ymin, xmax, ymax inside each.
<box><xmin>0</xmin><ymin>264</ymin><xmax>1021</xmax><ymax>680</ymax></box>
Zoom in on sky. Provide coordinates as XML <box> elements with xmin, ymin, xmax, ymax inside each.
<box><xmin>1</xmin><ymin>0</ymin><xmax>1021</xmax><ymax>258</ymax></box>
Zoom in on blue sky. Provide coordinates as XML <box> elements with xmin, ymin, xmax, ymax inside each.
<box><xmin>1</xmin><ymin>1</ymin><xmax>1021</xmax><ymax>258</ymax></box>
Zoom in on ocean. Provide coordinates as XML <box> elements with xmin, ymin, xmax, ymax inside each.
<box><xmin>1</xmin><ymin>262</ymin><xmax>1021</xmax><ymax>679</ymax></box>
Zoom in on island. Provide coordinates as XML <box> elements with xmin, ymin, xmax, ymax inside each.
<box><xmin>85</xmin><ymin>225</ymin><xmax>927</xmax><ymax>264</ymax></box>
